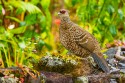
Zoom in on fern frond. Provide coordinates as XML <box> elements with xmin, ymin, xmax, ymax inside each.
<box><xmin>8</xmin><ymin>1</ymin><xmax>41</xmax><ymax>14</ymax></box>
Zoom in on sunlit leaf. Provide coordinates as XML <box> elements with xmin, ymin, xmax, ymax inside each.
<box><xmin>118</xmin><ymin>9</ymin><xmax>123</xmax><ymax>20</ymax></box>
<box><xmin>0</xmin><ymin>5</ymin><xmax>2</xmax><ymax>14</ymax></box>
<box><xmin>0</xmin><ymin>26</ymin><xmax>5</xmax><ymax>34</ymax></box>
<box><xmin>9</xmin><ymin>1</ymin><xmax>41</xmax><ymax>14</ymax></box>
<box><xmin>19</xmin><ymin>41</ymin><xmax>26</xmax><ymax>49</ymax></box>
<box><xmin>30</xmin><ymin>0</ymin><xmax>40</xmax><ymax>5</ymax></box>
<box><xmin>64</xmin><ymin>0</ymin><xmax>72</xmax><ymax>7</ymax></box>
<box><xmin>40</xmin><ymin>0</ymin><xmax>50</xmax><ymax>9</ymax></box>
<box><xmin>0</xmin><ymin>34</ymin><xmax>6</xmax><ymax>40</ymax></box>
<box><xmin>76</xmin><ymin>6</ymin><xmax>86</xmax><ymax>22</ymax></box>
<box><xmin>6</xmin><ymin>16</ymin><xmax>21</xmax><ymax>23</ymax></box>
<box><xmin>16</xmin><ymin>8</ymin><xmax>24</xmax><ymax>15</ymax></box>
<box><xmin>5</xmin><ymin>31</ymin><xmax>14</xmax><ymax>38</ymax></box>
<box><xmin>9</xmin><ymin>26</ymin><xmax>27</xmax><ymax>34</ymax></box>
<box><xmin>103</xmin><ymin>17</ymin><xmax>110</xmax><ymax>25</ymax></box>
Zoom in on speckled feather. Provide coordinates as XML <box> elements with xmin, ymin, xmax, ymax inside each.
<box><xmin>59</xmin><ymin>9</ymin><xmax>110</xmax><ymax>73</ymax></box>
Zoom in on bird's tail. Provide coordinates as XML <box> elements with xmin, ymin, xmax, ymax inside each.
<box><xmin>91</xmin><ymin>53</ymin><xmax>110</xmax><ymax>73</ymax></box>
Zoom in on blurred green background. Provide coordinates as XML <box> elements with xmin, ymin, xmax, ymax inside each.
<box><xmin>0</xmin><ymin>0</ymin><xmax>125</xmax><ymax>68</ymax></box>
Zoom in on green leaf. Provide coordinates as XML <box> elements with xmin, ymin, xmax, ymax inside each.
<box><xmin>0</xmin><ymin>26</ymin><xmax>5</xmax><ymax>34</ymax></box>
<box><xmin>0</xmin><ymin>5</ymin><xmax>2</xmax><ymax>14</ymax></box>
<box><xmin>64</xmin><ymin>0</ymin><xmax>72</xmax><ymax>7</ymax></box>
<box><xmin>72</xmin><ymin>0</ymin><xmax>77</xmax><ymax>5</ymax></box>
<box><xmin>30</xmin><ymin>0</ymin><xmax>40</xmax><ymax>5</ymax></box>
<box><xmin>9</xmin><ymin>1</ymin><xmax>41</xmax><ymax>14</ymax></box>
<box><xmin>103</xmin><ymin>17</ymin><xmax>110</xmax><ymax>25</ymax></box>
<box><xmin>25</xmin><ymin>14</ymin><xmax>37</xmax><ymax>25</ymax></box>
<box><xmin>16</xmin><ymin>8</ymin><xmax>24</xmax><ymax>15</ymax></box>
<box><xmin>71</xmin><ymin>0</ymin><xmax>83</xmax><ymax>5</ymax></box>
<box><xmin>9</xmin><ymin>26</ymin><xmax>27</xmax><ymax>34</ymax></box>
<box><xmin>19</xmin><ymin>41</ymin><xmax>26</xmax><ymax>49</ymax></box>
<box><xmin>109</xmin><ymin>25</ymin><xmax>117</xmax><ymax>36</ymax></box>
<box><xmin>76</xmin><ymin>6</ymin><xmax>86</xmax><ymax>22</ymax></box>
<box><xmin>40</xmin><ymin>0</ymin><xmax>50</xmax><ymax>9</ymax></box>
<box><xmin>107</xmin><ymin>5</ymin><xmax>114</xmax><ymax>15</ymax></box>
<box><xmin>23</xmin><ymin>29</ymin><xmax>33</xmax><ymax>38</ymax></box>
<box><xmin>118</xmin><ymin>9</ymin><xmax>123</xmax><ymax>20</ymax></box>
<box><xmin>0</xmin><ymin>34</ymin><xmax>6</xmax><ymax>40</ymax></box>
<box><xmin>37</xmin><ymin>40</ymin><xmax>45</xmax><ymax>50</ymax></box>
<box><xmin>6</xmin><ymin>16</ymin><xmax>21</xmax><ymax>23</ymax></box>
<box><xmin>38</xmin><ymin>15</ymin><xmax>47</xmax><ymax>29</ymax></box>
<box><xmin>5</xmin><ymin>31</ymin><xmax>14</xmax><ymax>38</ymax></box>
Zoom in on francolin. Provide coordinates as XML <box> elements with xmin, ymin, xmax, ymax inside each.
<box><xmin>58</xmin><ymin>9</ymin><xmax>110</xmax><ymax>73</ymax></box>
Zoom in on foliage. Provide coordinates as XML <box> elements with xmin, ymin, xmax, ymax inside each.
<box><xmin>0</xmin><ymin>0</ymin><xmax>52</xmax><ymax>67</ymax></box>
<box><xmin>0</xmin><ymin>26</ymin><xmax>37</xmax><ymax>67</ymax></box>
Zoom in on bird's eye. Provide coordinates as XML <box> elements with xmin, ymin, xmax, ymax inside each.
<box><xmin>60</xmin><ymin>10</ymin><xmax>66</xmax><ymax>14</ymax></box>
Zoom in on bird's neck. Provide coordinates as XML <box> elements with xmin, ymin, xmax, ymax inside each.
<box><xmin>60</xmin><ymin>17</ymin><xmax>70</xmax><ymax>22</ymax></box>
<box><xmin>60</xmin><ymin>17</ymin><xmax>74</xmax><ymax>30</ymax></box>
<box><xmin>60</xmin><ymin>17</ymin><xmax>72</xmax><ymax>30</ymax></box>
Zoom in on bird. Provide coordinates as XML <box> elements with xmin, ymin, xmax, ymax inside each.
<box><xmin>58</xmin><ymin>9</ymin><xmax>110</xmax><ymax>73</ymax></box>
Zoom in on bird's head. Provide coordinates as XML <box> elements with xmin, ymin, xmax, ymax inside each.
<box><xmin>58</xmin><ymin>9</ymin><xmax>69</xmax><ymax>20</ymax></box>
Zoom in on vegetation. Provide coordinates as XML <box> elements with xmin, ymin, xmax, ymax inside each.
<box><xmin>0</xmin><ymin>0</ymin><xmax>125</xmax><ymax>81</ymax></box>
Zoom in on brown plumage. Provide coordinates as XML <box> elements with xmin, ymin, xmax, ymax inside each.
<box><xmin>58</xmin><ymin>9</ymin><xmax>110</xmax><ymax>73</ymax></box>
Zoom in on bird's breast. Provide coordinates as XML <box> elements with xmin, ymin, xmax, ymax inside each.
<box><xmin>60</xmin><ymin>29</ymin><xmax>70</xmax><ymax>45</ymax></box>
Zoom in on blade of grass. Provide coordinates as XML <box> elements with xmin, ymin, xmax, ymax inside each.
<box><xmin>2</xmin><ymin>46</ymin><xmax>9</xmax><ymax>67</ymax></box>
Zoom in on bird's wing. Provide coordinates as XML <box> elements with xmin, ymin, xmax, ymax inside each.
<box><xmin>71</xmin><ymin>25</ymin><xmax>110</xmax><ymax>73</ymax></box>
<box><xmin>72</xmin><ymin>25</ymin><xmax>96</xmax><ymax>53</ymax></box>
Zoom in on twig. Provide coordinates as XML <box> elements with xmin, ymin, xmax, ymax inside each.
<box><xmin>0</xmin><ymin>67</ymin><xmax>22</xmax><ymax>72</ymax></box>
